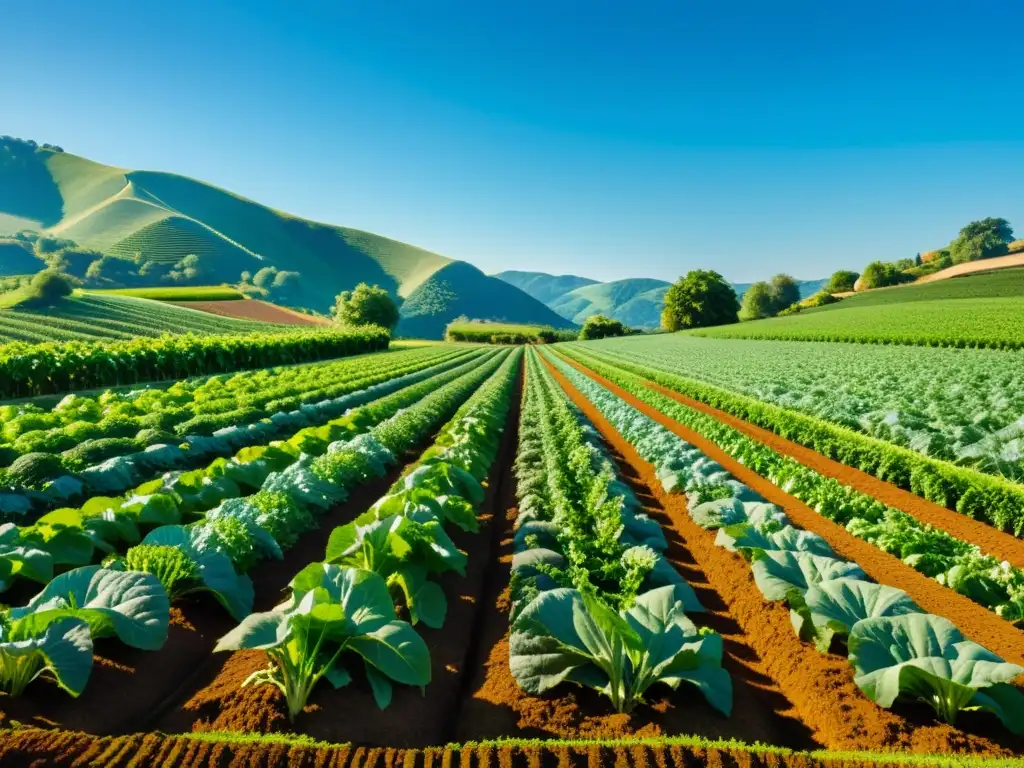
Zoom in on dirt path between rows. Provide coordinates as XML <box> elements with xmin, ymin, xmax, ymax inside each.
<box><xmin>543</xmin><ymin>355</ymin><xmax>1023</xmax><ymax>755</ymax></box>
<box><xmin>634</xmin><ymin>375</ymin><xmax>1024</xmax><ymax>569</ymax></box>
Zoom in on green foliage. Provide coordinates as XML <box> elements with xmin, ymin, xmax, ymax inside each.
<box><xmin>769</xmin><ymin>274</ymin><xmax>800</xmax><ymax>313</ymax></box>
<box><xmin>858</xmin><ymin>261</ymin><xmax>914</xmax><ymax>290</ymax></box>
<box><xmin>825</xmin><ymin>270</ymin><xmax>859</xmax><ymax>293</ymax></box>
<box><xmin>738</xmin><ymin>282</ymin><xmax>775</xmax><ymax>321</ymax></box>
<box><xmin>661</xmin><ymin>270</ymin><xmax>739</xmax><ymax>331</ymax></box>
<box><xmin>0</xmin><ymin>325</ymin><xmax>389</xmax><ymax>399</ymax></box>
<box><xmin>333</xmin><ymin>282</ymin><xmax>399</xmax><ymax>331</ymax></box>
<box><xmin>215</xmin><ymin>565</ymin><xmax>431</xmax><ymax>719</ymax></box>
<box><xmin>579</xmin><ymin>314</ymin><xmax>627</xmax><ymax>340</ymax></box>
<box><xmin>123</xmin><ymin>544</ymin><xmax>199</xmax><ymax>598</ymax></box>
<box><xmin>948</xmin><ymin>218</ymin><xmax>1014</xmax><ymax>265</ymax></box>
<box><xmin>445</xmin><ymin>320</ymin><xmax>573</xmax><ymax>344</ymax></box>
<box><xmin>22</xmin><ymin>270</ymin><xmax>75</xmax><ymax>306</ymax></box>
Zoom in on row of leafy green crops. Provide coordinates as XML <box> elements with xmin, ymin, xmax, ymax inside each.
<box><xmin>692</xmin><ymin>297</ymin><xmax>1024</xmax><ymax>350</ymax></box>
<box><xmin>0</xmin><ymin>349</ymin><xmax>508</xmax><ymax>700</ymax></box>
<box><xmin>566</xmin><ymin>336</ymin><xmax>1024</xmax><ymax>526</ymax></box>
<box><xmin>541</xmin><ymin>348</ymin><xmax>1024</xmax><ymax>736</ymax></box>
<box><xmin>0</xmin><ymin>324</ymin><xmax>391</xmax><ymax>399</ymax></box>
<box><xmin>0</xmin><ymin>346</ymin><xmax>472</xmax><ymax>500</ymax></box>
<box><xmin>507</xmin><ymin>349</ymin><xmax>731</xmax><ymax>715</ymax></box>
<box><xmin>0</xmin><ymin>295</ymin><xmax>284</xmax><ymax>344</ymax></box>
<box><xmin>551</xmin><ymin>347</ymin><xmax>1024</xmax><ymax>623</ymax></box>
<box><xmin>213</xmin><ymin>349</ymin><xmax>520</xmax><ymax>718</ymax></box>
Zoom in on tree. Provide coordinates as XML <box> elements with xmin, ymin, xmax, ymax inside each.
<box><xmin>661</xmin><ymin>270</ymin><xmax>739</xmax><ymax>331</ymax></box>
<box><xmin>914</xmin><ymin>253</ymin><xmax>922</xmax><ymax>266</ymax></box>
<box><xmin>332</xmin><ymin>283</ymin><xmax>399</xmax><ymax>330</ymax></box>
<box><xmin>825</xmin><ymin>270</ymin><xmax>859</xmax><ymax>293</ymax></box>
<box><xmin>858</xmin><ymin>261</ymin><xmax>913</xmax><ymax>290</ymax></box>
<box><xmin>738</xmin><ymin>282</ymin><xmax>776</xmax><ymax>321</ymax></box>
<box><xmin>769</xmin><ymin>274</ymin><xmax>800</xmax><ymax>313</ymax></box>
<box><xmin>949</xmin><ymin>217</ymin><xmax>1014</xmax><ymax>264</ymax></box>
<box><xmin>253</xmin><ymin>266</ymin><xmax>278</xmax><ymax>289</ymax></box>
<box><xmin>580</xmin><ymin>314</ymin><xmax>627</xmax><ymax>340</ymax></box>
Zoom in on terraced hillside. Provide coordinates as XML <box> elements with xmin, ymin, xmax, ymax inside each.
<box><xmin>0</xmin><ymin>137</ymin><xmax>572</xmax><ymax>337</ymax></box>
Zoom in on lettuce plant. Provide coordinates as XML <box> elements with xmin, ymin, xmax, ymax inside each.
<box><xmin>510</xmin><ymin>585</ymin><xmax>730</xmax><ymax>715</ymax></box>
<box><xmin>849</xmin><ymin>614</ymin><xmax>1024</xmax><ymax>733</ymax></box>
<box><xmin>215</xmin><ymin>564</ymin><xmax>430</xmax><ymax>720</ymax></box>
<box><xmin>788</xmin><ymin>578</ymin><xmax>920</xmax><ymax>651</ymax></box>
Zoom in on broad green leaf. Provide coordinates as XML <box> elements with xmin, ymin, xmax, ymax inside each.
<box><xmin>751</xmin><ymin>550</ymin><xmax>867</xmax><ymax>601</ymax></box>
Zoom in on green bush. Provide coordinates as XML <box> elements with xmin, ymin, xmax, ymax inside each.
<box><xmin>580</xmin><ymin>314</ymin><xmax>628</xmax><ymax>340</ymax></box>
<box><xmin>21</xmin><ymin>269</ymin><xmax>76</xmax><ymax>305</ymax></box>
<box><xmin>6</xmin><ymin>452</ymin><xmax>66</xmax><ymax>486</ymax></box>
<box><xmin>62</xmin><ymin>437</ymin><xmax>142</xmax><ymax>469</ymax></box>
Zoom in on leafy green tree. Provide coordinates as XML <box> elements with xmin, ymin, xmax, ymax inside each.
<box><xmin>949</xmin><ymin>217</ymin><xmax>1014</xmax><ymax>264</ymax></box>
<box><xmin>661</xmin><ymin>270</ymin><xmax>739</xmax><ymax>331</ymax></box>
<box><xmin>252</xmin><ymin>266</ymin><xmax>278</xmax><ymax>289</ymax></box>
<box><xmin>825</xmin><ymin>270</ymin><xmax>859</xmax><ymax>293</ymax></box>
<box><xmin>769</xmin><ymin>274</ymin><xmax>800</xmax><ymax>313</ymax></box>
<box><xmin>333</xmin><ymin>283</ymin><xmax>399</xmax><ymax>330</ymax></box>
<box><xmin>738</xmin><ymin>282</ymin><xmax>776</xmax><ymax>321</ymax></box>
<box><xmin>580</xmin><ymin>314</ymin><xmax>627</xmax><ymax>340</ymax></box>
<box><xmin>858</xmin><ymin>261</ymin><xmax>913</xmax><ymax>290</ymax></box>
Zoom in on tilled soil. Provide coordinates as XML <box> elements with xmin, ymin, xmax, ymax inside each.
<box><xmin>542</xmin><ymin>354</ymin><xmax>1023</xmax><ymax>756</ymax></box>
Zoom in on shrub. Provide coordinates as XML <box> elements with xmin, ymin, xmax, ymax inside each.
<box><xmin>62</xmin><ymin>437</ymin><xmax>142</xmax><ymax>469</ymax></box>
<box><xmin>824</xmin><ymin>270</ymin><xmax>859</xmax><ymax>293</ymax></box>
<box><xmin>580</xmin><ymin>314</ymin><xmax>628</xmax><ymax>340</ymax></box>
<box><xmin>22</xmin><ymin>270</ymin><xmax>75</xmax><ymax>305</ymax></box>
<box><xmin>6</xmin><ymin>452</ymin><xmax>66</xmax><ymax>486</ymax></box>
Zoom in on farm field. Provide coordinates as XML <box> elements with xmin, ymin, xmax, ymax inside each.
<box><xmin>444</xmin><ymin>319</ymin><xmax>572</xmax><ymax>343</ymax></box>
<box><xmin>1</xmin><ymin>337</ymin><xmax>1022</xmax><ymax>768</ymax></box>
<box><xmin>0</xmin><ymin>293</ymin><xmax>289</xmax><ymax>343</ymax></box>
<box><xmin>86</xmin><ymin>286</ymin><xmax>247</xmax><ymax>301</ymax></box>
<box><xmin>170</xmin><ymin>298</ymin><xmax>329</xmax><ymax>326</ymax></box>
<box><xmin>695</xmin><ymin>270</ymin><xmax>1024</xmax><ymax>349</ymax></box>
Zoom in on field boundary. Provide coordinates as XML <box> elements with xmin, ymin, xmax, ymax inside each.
<box><xmin>3</xmin><ymin>727</ymin><xmax>1023</xmax><ymax>767</ymax></box>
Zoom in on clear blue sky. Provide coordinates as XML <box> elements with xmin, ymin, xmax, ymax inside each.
<box><xmin>3</xmin><ymin>0</ymin><xmax>1023</xmax><ymax>283</ymax></box>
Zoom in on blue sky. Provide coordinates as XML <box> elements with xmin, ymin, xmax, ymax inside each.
<box><xmin>3</xmin><ymin>0</ymin><xmax>1023</xmax><ymax>283</ymax></box>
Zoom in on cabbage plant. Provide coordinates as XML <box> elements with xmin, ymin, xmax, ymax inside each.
<box><xmin>849</xmin><ymin>614</ymin><xmax>1024</xmax><ymax>733</ymax></box>
<box><xmin>510</xmin><ymin>585</ymin><xmax>730</xmax><ymax>715</ymax></box>
<box><xmin>215</xmin><ymin>564</ymin><xmax>430</xmax><ymax>721</ymax></box>
<box><xmin>0</xmin><ymin>565</ymin><xmax>168</xmax><ymax>696</ymax></box>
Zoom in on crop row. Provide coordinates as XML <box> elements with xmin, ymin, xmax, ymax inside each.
<box><xmin>210</xmin><ymin>348</ymin><xmax>521</xmax><ymax>719</ymax></box>
<box><xmin>550</xmin><ymin>349</ymin><xmax>1024</xmax><ymax>623</ymax></box>
<box><xmin>507</xmin><ymin>349</ymin><xmax>730</xmax><ymax>715</ymax></box>
<box><xmin>0</xmin><ymin>346</ymin><xmax>471</xmax><ymax>500</ymax></box>
<box><xmin>0</xmin><ymin>324</ymin><xmax>391</xmax><ymax>399</ymax></box>
<box><xmin>0</xmin><ymin>350</ymin><xmax>501</xmax><ymax>601</ymax></box>
<box><xmin>540</xmin><ymin>348</ymin><xmax>1024</xmax><ymax>735</ymax></box>
<box><xmin>563</xmin><ymin>340</ymin><xmax>1024</xmax><ymax>535</ymax></box>
<box><xmin>0</xmin><ymin>350</ymin><xmax>510</xmax><ymax>700</ymax></box>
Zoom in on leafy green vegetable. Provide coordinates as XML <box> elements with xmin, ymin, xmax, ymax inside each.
<box><xmin>788</xmin><ymin>578</ymin><xmax>920</xmax><ymax>651</ymax></box>
<box><xmin>750</xmin><ymin>550</ymin><xmax>867</xmax><ymax>601</ymax></box>
<box><xmin>215</xmin><ymin>564</ymin><xmax>430</xmax><ymax>720</ymax></box>
<box><xmin>510</xmin><ymin>586</ymin><xmax>730</xmax><ymax>715</ymax></box>
<box><xmin>0</xmin><ymin>615</ymin><xmax>93</xmax><ymax>697</ymax></box>
<box><xmin>849</xmin><ymin>614</ymin><xmax>1024</xmax><ymax>733</ymax></box>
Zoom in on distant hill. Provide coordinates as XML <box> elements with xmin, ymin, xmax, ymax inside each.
<box><xmin>0</xmin><ymin>136</ymin><xmax>572</xmax><ymax>338</ymax></box>
<box><xmin>503</xmin><ymin>272</ymin><xmax>828</xmax><ymax>329</ymax></box>
<box><xmin>493</xmin><ymin>270</ymin><xmax>599</xmax><ymax>305</ymax></box>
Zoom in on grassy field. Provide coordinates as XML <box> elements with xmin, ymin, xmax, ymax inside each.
<box><xmin>0</xmin><ymin>293</ymin><xmax>287</xmax><ymax>342</ymax></box>
<box><xmin>444</xmin><ymin>319</ymin><xmax>575</xmax><ymax>343</ymax></box>
<box><xmin>694</xmin><ymin>269</ymin><xmax>1024</xmax><ymax>348</ymax></box>
<box><xmin>86</xmin><ymin>285</ymin><xmax>245</xmax><ymax>301</ymax></box>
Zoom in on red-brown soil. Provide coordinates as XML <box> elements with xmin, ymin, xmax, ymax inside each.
<box><xmin>641</xmin><ymin>377</ymin><xmax>1024</xmax><ymax>570</ymax></box>
<box><xmin>170</xmin><ymin>299</ymin><xmax>329</xmax><ymax>326</ymax></box>
<box><xmin>542</xmin><ymin>354</ymin><xmax>1023</xmax><ymax>756</ymax></box>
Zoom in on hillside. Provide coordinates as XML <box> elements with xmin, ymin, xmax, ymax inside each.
<box><xmin>694</xmin><ymin>268</ymin><xmax>1024</xmax><ymax>348</ymax></box>
<box><xmin>0</xmin><ymin>292</ymin><xmax>288</xmax><ymax>342</ymax></box>
<box><xmin>0</xmin><ymin>137</ymin><xmax>571</xmax><ymax>338</ymax></box>
<box><xmin>493</xmin><ymin>270</ymin><xmax>598</xmax><ymax>304</ymax></box>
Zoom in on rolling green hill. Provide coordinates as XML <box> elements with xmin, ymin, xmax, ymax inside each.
<box><xmin>493</xmin><ymin>270</ymin><xmax>598</xmax><ymax>304</ymax></box>
<box><xmin>0</xmin><ymin>137</ymin><xmax>571</xmax><ymax>338</ymax></box>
